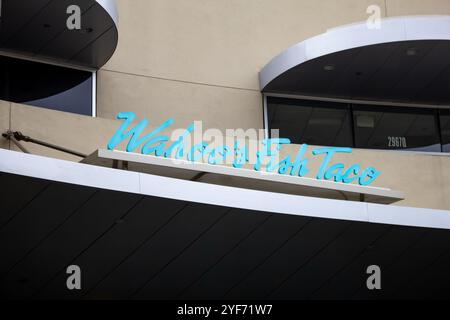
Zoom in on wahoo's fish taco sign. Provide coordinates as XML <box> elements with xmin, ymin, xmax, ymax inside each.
<box><xmin>107</xmin><ymin>112</ymin><xmax>381</xmax><ymax>186</ymax></box>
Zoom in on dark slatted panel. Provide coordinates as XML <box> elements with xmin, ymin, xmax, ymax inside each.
<box><xmin>0</xmin><ymin>189</ymin><xmax>141</xmax><ymax>299</ymax></box>
<box><xmin>265</xmin><ymin>40</ymin><xmax>450</xmax><ymax>105</ymax></box>
<box><xmin>400</xmin><ymin>249</ymin><xmax>450</xmax><ymax>299</ymax></box>
<box><xmin>355</xmin><ymin>228</ymin><xmax>450</xmax><ymax>299</ymax></box>
<box><xmin>225</xmin><ymin>218</ymin><xmax>352</xmax><ymax>299</ymax></box>
<box><xmin>390</xmin><ymin>42</ymin><xmax>450</xmax><ymax>102</ymax></box>
<box><xmin>38</xmin><ymin>197</ymin><xmax>187</xmax><ymax>300</ymax></box>
<box><xmin>357</xmin><ymin>41</ymin><xmax>438</xmax><ymax>101</ymax></box>
<box><xmin>133</xmin><ymin>209</ymin><xmax>271</xmax><ymax>300</ymax></box>
<box><xmin>268</xmin><ymin>222</ymin><xmax>389</xmax><ymax>299</ymax></box>
<box><xmin>1</xmin><ymin>172</ymin><xmax>450</xmax><ymax>300</ymax></box>
<box><xmin>85</xmin><ymin>203</ymin><xmax>230</xmax><ymax>300</ymax></box>
<box><xmin>39</xmin><ymin>4</ymin><xmax>114</xmax><ymax>63</ymax></box>
<box><xmin>0</xmin><ymin>174</ymin><xmax>49</xmax><ymax>228</ymax></box>
<box><xmin>328</xmin><ymin>42</ymin><xmax>400</xmax><ymax>96</ymax></box>
<box><xmin>0</xmin><ymin>182</ymin><xmax>96</xmax><ymax>275</ymax></box>
<box><xmin>311</xmin><ymin>226</ymin><xmax>425</xmax><ymax>299</ymax></box>
<box><xmin>4</xmin><ymin>0</ymin><xmax>94</xmax><ymax>55</ymax></box>
<box><xmin>0</xmin><ymin>0</ymin><xmax>52</xmax><ymax>45</ymax></box>
<box><xmin>0</xmin><ymin>0</ymin><xmax>118</xmax><ymax>69</ymax></box>
<box><xmin>69</xmin><ymin>27</ymin><xmax>117</xmax><ymax>68</ymax></box>
<box><xmin>180</xmin><ymin>214</ymin><xmax>311</xmax><ymax>300</ymax></box>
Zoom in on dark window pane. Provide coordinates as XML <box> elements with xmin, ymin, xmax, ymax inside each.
<box><xmin>25</xmin><ymin>76</ymin><xmax>93</xmax><ymax>116</ymax></box>
<box><xmin>0</xmin><ymin>55</ymin><xmax>93</xmax><ymax>116</ymax></box>
<box><xmin>440</xmin><ymin>110</ymin><xmax>450</xmax><ymax>153</ymax></box>
<box><xmin>267</xmin><ymin>97</ymin><xmax>353</xmax><ymax>147</ymax></box>
<box><xmin>353</xmin><ymin>105</ymin><xmax>440</xmax><ymax>152</ymax></box>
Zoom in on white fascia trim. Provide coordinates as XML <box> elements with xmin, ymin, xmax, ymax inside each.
<box><xmin>98</xmin><ymin>149</ymin><xmax>405</xmax><ymax>202</ymax></box>
<box><xmin>91</xmin><ymin>71</ymin><xmax>97</xmax><ymax>117</ymax></box>
<box><xmin>1</xmin><ymin>149</ymin><xmax>449</xmax><ymax>230</ymax></box>
<box><xmin>96</xmin><ymin>0</ymin><xmax>119</xmax><ymax>26</ymax></box>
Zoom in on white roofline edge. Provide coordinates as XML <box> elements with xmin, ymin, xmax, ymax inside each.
<box><xmin>1</xmin><ymin>148</ymin><xmax>449</xmax><ymax>230</ymax></box>
<box><xmin>98</xmin><ymin>149</ymin><xmax>405</xmax><ymax>202</ymax></box>
<box><xmin>96</xmin><ymin>0</ymin><xmax>119</xmax><ymax>26</ymax></box>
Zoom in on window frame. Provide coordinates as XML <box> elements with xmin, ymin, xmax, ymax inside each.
<box><xmin>0</xmin><ymin>55</ymin><xmax>97</xmax><ymax>117</ymax></box>
<box><xmin>263</xmin><ymin>92</ymin><xmax>450</xmax><ymax>156</ymax></box>
<box><xmin>91</xmin><ymin>71</ymin><xmax>97</xmax><ymax>118</ymax></box>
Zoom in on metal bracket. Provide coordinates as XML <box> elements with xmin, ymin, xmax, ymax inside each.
<box><xmin>2</xmin><ymin>130</ymin><xmax>87</xmax><ymax>158</ymax></box>
<box><xmin>2</xmin><ymin>130</ymin><xmax>30</xmax><ymax>154</ymax></box>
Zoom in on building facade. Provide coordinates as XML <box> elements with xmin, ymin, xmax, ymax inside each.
<box><xmin>2</xmin><ymin>0</ymin><xmax>450</xmax><ymax>300</ymax></box>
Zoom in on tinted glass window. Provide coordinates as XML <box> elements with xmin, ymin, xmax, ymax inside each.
<box><xmin>267</xmin><ymin>97</ymin><xmax>353</xmax><ymax>147</ymax></box>
<box><xmin>0</xmin><ymin>55</ymin><xmax>93</xmax><ymax>116</ymax></box>
<box><xmin>353</xmin><ymin>105</ymin><xmax>440</xmax><ymax>152</ymax></box>
<box><xmin>25</xmin><ymin>77</ymin><xmax>93</xmax><ymax>116</ymax></box>
<box><xmin>266</xmin><ymin>96</ymin><xmax>450</xmax><ymax>153</ymax></box>
<box><xmin>440</xmin><ymin>110</ymin><xmax>450</xmax><ymax>153</ymax></box>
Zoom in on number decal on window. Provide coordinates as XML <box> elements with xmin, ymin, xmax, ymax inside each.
<box><xmin>388</xmin><ymin>136</ymin><xmax>407</xmax><ymax>148</ymax></box>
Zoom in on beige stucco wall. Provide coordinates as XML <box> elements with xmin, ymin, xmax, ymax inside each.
<box><xmin>98</xmin><ymin>0</ymin><xmax>450</xmax><ymax>130</ymax></box>
<box><xmin>2</xmin><ymin>0</ymin><xmax>450</xmax><ymax>210</ymax></box>
<box><xmin>2</xmin><ymin>101</ymin><xmax>450</xmax><ymax>211</ymax></box>
<box><xmin>0</xmin><ymin>101</ymin><xmax>10</xmax><ymax>150</ymax></box>
<box><xmin>386</xmin><ymin>0</ymin><xmax>450</xmax><ymax>16</ymax></box>
<box><xmin>97</xmin><ymin>71</ymin><xmax>263</xmax><ymax>130</ymax></box>
<box><xmin>99</xmin><ymin>0</ymin><xmax>388</xmax><ymax>130</ymax></box>
<box><xmin>281</xmin><ymin>144</ymin><xmax>450</xmax><ymax>210</ymax></box>
<box><xmin>103</xmin><ymin>0</ymin><xmax>387</xmax><ymax>91</ymax></box>
<box><xmin>6</xmin><ymin>104</ymin><xmax>120</xmax><ymax>162</ymax></box>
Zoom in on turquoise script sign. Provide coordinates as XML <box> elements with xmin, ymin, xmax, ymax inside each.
<box><xmin>107</xmin><ymin>112</ymin><xmax>381</xmax><ymax>186</ymax></box>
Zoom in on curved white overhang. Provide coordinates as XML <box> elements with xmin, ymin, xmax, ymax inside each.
<box><xmin>0</xmin><ymin>0</ymin><xmax>119</xmax><ymax>70</ymax></box>
<box><xmin>260</xmin><ymin>16</ymin><xmax>450</xmax><ymax>105</ymax></box>
<box><xmin>1</xmin><ymin>148</ymin><xmax>449</xmax><ymax>230</ymax></box>
<box><xmin>97</xmin><ymin>0</ymin><xmax>119</xmax><ymax>26</ymax></box>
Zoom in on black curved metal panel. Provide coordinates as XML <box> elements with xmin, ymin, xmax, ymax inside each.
<box><xmin>264</xmin><ymin>40</ymin><xmax>450</xmax><ymax>106</ymax></box>
<box><xmin>0</xmin><ymin>0</ymin><xmax>118</xmax><ymax>70</ymax></box>
<box><xmin>1</xmin><ymin>172</ymin><xmax>450</xmax><ymax>300</ymax></box>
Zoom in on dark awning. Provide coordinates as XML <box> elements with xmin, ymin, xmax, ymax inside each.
<box><xmin>1</xmin><ymin>149</ymin><xmax>450</xmax><ymax>299</ymax></box>
<box><xmin>1</xmin><ymin>167</ymin><xmax>450</xmax><ymax>300</ymax></box>
<box><xmin>260</xmin><ymin>16</ymin><xmax>450</xmax><ymax>106</ymax></box>
<box><xmin>0</xmin><ymin>0</ymin><xmax>118</xmax><ymax>70</ymax></box>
